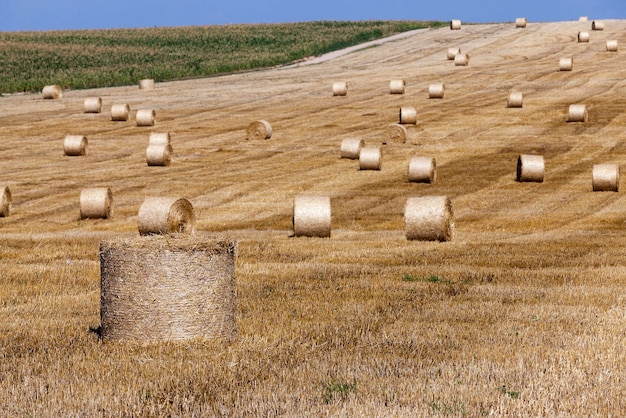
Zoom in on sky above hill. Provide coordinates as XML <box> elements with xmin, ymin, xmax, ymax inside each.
<box><xmin>1</xmin><ymin>0</ymin><xmax>625</xmax><ymax>31</ymax></box>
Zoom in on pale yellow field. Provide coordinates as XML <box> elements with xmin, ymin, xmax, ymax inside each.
<box><xmin>1</xmin><ymin>20</ymin><xmax>626</xmax><ymax>416</ymax></box>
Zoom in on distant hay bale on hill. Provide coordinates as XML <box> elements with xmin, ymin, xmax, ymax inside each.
<box><xmin>84</xmin><ymin>97</ymin><xmax>102</xmax><ymax>113</ymax></box>
<box><xmin>592</xmin><ymin>164</ymin><xmax>620</xmax><ymax>192</ymax></box>
<box><xmin>578</xmin><ymin>31</ymin><xmax>590</xmax><ymax>42</ymax></box>
<box><xmin>399</xmin><ymin>106</ymin><xmax>417</xmax><ymax>124</ymax></box>
<box><xmin>579</xmin><ymin>16</ymin><xmax>589</xmax><ymax>22</ymax></box>
<box><xmin>99</xmin><ymin>235</ymin><xmax>237</xmax><ymax>342</ymax></box>
<box><xmin>515</xmin><ymin>18</ymin><xmax>527</xmax><ymax>28</ymax></box>
<box><xmin>137</xmin><ymin>197</ymin><xmax>195</xmax><ymax>236</ymax></box>
<box><xmin>559</xmin><ymin>57</ymin><xmax>573</xmax><ymax>71</ymax></box>
<box><xmin>450</xmin><ymin>19</ymin><xmax>461</xmax><ymax>30</ymax></box>
<box><xmin>447</xmin><ymin>47</ymin><xmax>461</xmax><ymax>60</ymax></box>
<box><xmin>136</xmin><ymin>109</ymin><xmax>156</xmax><ymax>127</ymax></box>
<box><xmin>408</xmin><ymin>157</ymin><xmax>436</xmax><ymax>183</ymax></box>
<box><xmin>385</xmin><ymin>124</ymin><xmax>408</xmax><ymax>144</ymax></box>
<box><xmin>42</xmin><ymin>85</ymin><xmax>63</xmax><ymax>99</ymax></box>
<box><xmin>405</xmin><ymin>196</ymin><xmax>454</xmax><ymax>241</ymax></box>
<box><xmin>606</xmin><ymin>40</ymin><xmax>618</xmax><ymax>52</ymax></box>
<box><xmin>63</xmin><ymin>135</ymin><xmax>88</xmax><ymax>156</ymax></box>
<box><xmin>359</xmin><ymin>146</ymin><xmax>382</xmax><ymax>170</ymax></box>
<box><xmin>246</xmin><ymin>120</ymin><xmax>272</xmax><ymax>140</ymax></box>
<box><xmin>146</xmin><ymin>143</ymin><xmax>172</xmax><ymax>166</ymax></box>
<box><xmin>111</xmin><ymin>104</ymin><xmax>131</xmax><ymax>121</ymax></box>
<box><xmin>340</xmin><ymin>138</ymin><xmax>364</xmax><ymax>159</ymax></box>
<box><xmin>429</xmin><ymin>83</ymin><xmax>445</xmax><ymax>99</ymax></box>
<box><xmin>507</xmin><ymin>91</ymin><xmax>523</xmax><ymax>108</ymax></box>
<box><xmin>454</xmin><ymin>53</ymin><xmax>470</xmax><ymax>66</ymax></box>
<box><xmin>293</xmin><ymin>195</ymin><xmax>331</xmax><ymax>238</ymax></box>
<box><xmin>568</xmin><ymin>104</ymin><xmax>588</xmax><ymax>122</ymax></box>
<box><xmin>0</xmin><ymin>186</ymin><xmax>11</xmax><ymax>217</ymax></box>
<box><xmin>138</xmin><ymin>79</ymin><xmax>155</xmax><ymax>90</ymax></box>
<box><xmin>149</xmin><ymin>132</ymin><xmax>171</xmax><ymax>146</ymax></box>
<box><xmin>592</xmin><ymin>20</ymin><xmax>604</xmax><ymax>30</ymax></box>
<box><xmin>516</xmin><ymin>154</ymin><xmax>544</xmax><ymax>183</ymax></box>
<box><xmin>80</xmin><ymin>188</ymin><xmax>113</xmax><ymax>220</ymax></box>
<box><xmin>389</xmin><ymin>79</ymin><xmax>406</xmax><ymax>94</ymax></box>
<box><xmin>332</xmin><ymin>81</ymin><xmax>348</xmax><ymax>96</ymax></box>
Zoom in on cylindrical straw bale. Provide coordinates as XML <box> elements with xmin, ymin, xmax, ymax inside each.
<box><xmin>359</xmin><ymin>146</ymin><xmax>382</xmax><ymax>170</ymax></box>
<box><xmin>0</xmin><ymin>186</ymin><xmax>11</xmax><ymax>217</ymax></box>
<box><xmin>515</xmin><ymin>17</ymin><xmax>527</xmax><ymax>28</ymax></box>
<box><xmin>99</xmin><ymin>235</ymin><xmax>237</xmax><ymax>342</ymax></box>
<box><xmin>579</xmin><ymin>16</ymin><xmax>589</xmax><ymax>22</ymax></box>
<box><xmin>63</xmin><ymin>135</ymin><xmax>88</xmax><ymax>156</ymax></box>
<box><xmin>136</xmin><ymin>109</ymin><xmax>156</xmax><ymax>127</ymax></box>
<box><xmin>429</xmin><ymin>83</ymin><xmax>445</xmax><ymax>99</ymax></box>
<box><xmin>507</xmin><ymin>91</ymin><xmax>523</xmax><ymax>108</ymax></box>
<box><xmin>389</xmin><ymin>79</ymin><xmax>406</xmax><ymax>94</ymax></box>
<box><xmin>399</xmin><ymin>106</ymin><xmax>417</xmax><ymax>124</ymax></box>
<box><xmin>578</xmin><ymin>31</ymin><xmax>590</xmax><ymax>42</ymax></box>
<box><xmin>332</xmin><ymin>81</ymin><xmax>348</xmax><ymax>96</ymax></box>
<box><xmin>454</xmin><ymin>53</ymin><xmax>469</xmax><ymax>66</ymax></box>
<box><xmin>559</xmin><ymin>57</ymin><xmax>573</xmax><ymax>71</ymax></box>
<box><xmin>385</xmin><ymin>124</ymin><xmax>407</xmax><ymax>144</ymax></box>
<box><xmin>137</xmin><ymin>197</ymin><xmax>195</xmax><ymax>235</ymax></box>
<box><xmin>293</xmin><ymin>195</ymin><xmax>331</xmax><ymax>238</ymax></box>
<box><xmin>149</xmin><ymin>132</ymin><xmax>171</xmax><ymax>146</ymax></box>
<box><xmin>592</xmin><ymin>20</ymin><xmax>604</xmax><ymax>30</ymax></box>
<box><xmin>516</xmin><ymin>154</ymin><xmax>544</xmax><ymax>183</ymax></box>
<box><xmin>592</xmin><ymin>164</ymin><xmax>620</xmax><ymax>192</ymax></box>
<box><xmin>568</xmin><ymin>104</ymin><xmax>588</xmax><ymax>122</ymax></box>
<box><xmin>447</xmin><ymin>47</ymin><xmax>461</xmax><ymax>60</ymax></box>
<box><xmin>84</xmin><ymin>97</ymin><xmax>102</xmax><ymax>113</ymax></box>
<box><xmin>405</xmin><ymin>196</ymin><xmax>454</xmax><ymax>241</ymax></box>
<box><xmin>606</xmin><ymin>40</ymin><xmax>618</xmax><ymax>52</ymax></box>
<box><xmin>146</xmin><ymin>143</ymin><xmax>173</xmax><ymax>166</ymax></box>
<box><xmin>450</xmin><ymin>19</ymin><xmax>461</xmax><ymax>30</ymax></box>
<box><xmin>111</xmin><ymin>104</ymin><xmax>131</xmax><ymax>121</ymax></box>
<box><xmin>340</xmin><ymin>138</ymin><xmax>364</xmax><ymax>159</ymax></box>
<box><xmin>408</xmin><ymin>157</ymin><xmax>436</xmax><ymax>183</ymax></box>
<box><xmin>80</xmin><ymin>188</ymin><xmax>113</xmax><ymax>219</ymax></box>
<box><xmin>246</xmin><ymin>120</ymin><xmax>272</xmax><ymax>140</ymax></box>
<box><xmin>42</xmin><ymin>85</ymin><xmax>63</xmax><ymax>99</ymax></box>
<box><xmin>138</xmin><ymin>79</ymin><xmax>155</xmax><ymax>90</ymax></box>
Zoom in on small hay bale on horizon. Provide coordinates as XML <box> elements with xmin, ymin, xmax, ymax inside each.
<box><xmin>359</xmin><ymin>146</ymin><xmax>382</xmax><ymax>170</ymax></box>
<box><xmin>63</xmin><ymin>135</ymin><xmax>88</xmax><ymax>156</ymax></box>
<box><xmin>42</xmin><ymin>85</ymin><xmax>63</xmax><ymax>99</ymax></box>
<box><xmin>0</xmin><ymin>186</ymin><xmax>12</xmax><ymax>217</ymax></box>
<box><xmin>385</xmin><ymin>124</ymin><xmax>408</xmax><ymax>144</ymax></box>
<box><xmin>389</xmin><ymin>80</ymin><xmax>406</xmax><ymax>94</ymax></box>
<box><xmin>568</xmin><ymin>104</ymin><xmax>588</xmax><ymax>122</ymax></box>
<box><xmin>592</xmin><ymin>163</ymin><xmax>619</xmax><ymax>192</ymax></box>
<box><xmin>405</xmin><ymin>196</ymin><xmax>454</xmax><ymax>241</ymax></box>
<box><xmin>138</xmin><ymin>79</ymin><xmax>155</xmax><ymax>90</ymax></box>
<box><xmin>137</xmin><ymin>197</ymin><xmax>195</xmax><ymax>236</ymax></box>
<box><xmin>592</xmin><ymin>20</ymin><xmax>605</xmax><ymax>30</ymax></box>
<box><xmin>515</xmin><ymin>17</ymin><xmax>527</xmax><ymax>28</ymax></box>
<box><xmin>84</xmin><ymin>97</ymin><xmax>102</xmax><ymax>113</ymax></box>
<box><xmin>80</xmin><ymin>188</ymin><xmax>113</xmax><ymax>220</ymax></box>
<box><xmin>340</xmin><ymin>138</ymin><xmax>364</xmax><ymax>159</ymax></box>
<box><xmin>292</xmin><ymin>195</ymin><xmax>331</xmax><ymax>238</ymax></box>
<box><xmin>579</xmin><ymin>16</ymin><xmax>589</xmax><ymax>22</ymax></box>
<box><xmin>246</xmin><ymin>120</ymin><xmax>272</xmax><ymax>140</ymax></box>
<box><xmin>450</xmin><ymin>19</ymin><xmax>461</xmax><ymax>30</ymax></box>
<box><xmin>136</xmin><ymin>109</ymin><xmax>156</xmax><ymax>127</ymax></box>
<box><xmin>408</xmin><ymin>157</ymin><xmax>436</xmax><ymax>184</ymax></box>
<box><xmin>332</xmin><ymin>81</ymin><xmax>348</xmax><ymax>96</ymax></box>
<box><xmin>516</xmin><ymin>154</ymin><xmax>544</xmax><ymax>183</ymax></box>
<box><xmin>111</xmin><ymin>104</ymin><xmax>131</xmax><ymax>121</ymax></box>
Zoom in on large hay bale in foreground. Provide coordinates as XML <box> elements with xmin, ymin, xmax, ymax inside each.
<box><xmin>359</xmin><ymin>146</ymin><xmax>382</xmax><ymax>170</ymax></box>
<box><xmin>405</xmin><ymin>196</ymin><xmax>454</xmax><ymax>241</ymax></box>
<box><xmin>507</xmin><ymin>91</ymin><xmax>523</xmax><ymax>108</ymax></box>
<box><xmin>385</xmin><ymin>124</ymin><xmax>408</xmax><ymax>144</ymax></box>
<box><xmin>568</xmin><ymin>104</ymin><xmax>588</xmax><ymax>122</ymax></box>
<box><xmin>80</xmin><ymin>188</ymin><xmax>113</xmax><ymax>220</ymax></box>
<box><xmin>389</xmin><ymin>80</ymin><xmax>406</xmax><ymax>94</ymax></box>
<box><xmin>515</xmin><ymin>17</ymin><xmax>527</xmax><ymax>28</ymax></box>
<box><xmin>0</xmin><ymin>186</ymin><xmax>11</xmax><ymax>217</ymax></box>
<box><xmin>447</xmin><ymin>47</ymin><xmax>460</xmax><ymax>60</ymax></box>
<box><xmin>606</xmin><ymin>40</ymin><xmax>618</xmax><ymax>52</ymax></box>
<box><xmin>246</xmin><ymin>120</ymin><xmax>272</xmax><ymax>140</ymax></box>
<box><xmin>517</xmin><ymin>154</ymin><xmax>544</xmax><ymax>183</ymax></box>
<box><xmin>408</xmin><ymin>157</ymin><xmax>436</xmax><ymax>183</ymax></box>
<box><xmin>63</xmin><ymin>135</ymin><xmax>88</xmax><ymax>156</ymax></box>
<box><xmin>111</xmin><ymin>104</ymin><xmax>131</xmax><ymax>121</ymax></box>
<box><xmin>592</xmin><ymin>164</ymin><xmax>620</xmax><ymax>192</ymax></box>
<box><xmin>399</xmin><ymin>107</ymin><xmax>417</xmax><ymax>125</ymax></box>
<box><xmin>293</xmin><ymin>195</ymin><xmax>331</xmax><ymax>238</ymax></box>
<box><xmin>137</xmin><ymin>197</ymin><xmax>195</xmax><ymax>235</ymax></box>
<box><xmin>450</xmin><ymin>19</ymin><xmax>461</xmax><ymax>30</ymax></box>
<box><xmin>99</xmin><ymin>235</ymin><xmax>237</xmax><ymax>342</ymax></box>
<box><xmin>332</xmin><ymin>81</ymin><xmax>348</xmax><ymax>96</ymax></box>
<box><xmin>42</xmin><ymin>85</ymin><xmax>63</xmax><ymax>99</ymax></box>
<box><xmin>136</xmin><ymin>109</ymin><xmax>156</xmax><ymax>127</ymax></box>
<box><xmin>559</xmin><ymin>57</ymin><xmax>573</xmax><ymax>71</ymax></box>
<box><xmin>429</xmin><ymin>83</ymin><xmax>445</xmax><ymax>99</ymax></box>
<box><xmin>578</xmin><ymin>31</ymin><xmax>590</xmax><ymax>42</ymax></box>
<box><xmin>84</xmin><ymin>97</ymin><xmax>102</xmax><ymax>113</ymax></box>
<box><xmin>146</xmin><ymin>143</ymin><xmax>172</xmax><ymax>166</ymax></box>
<box><xmin>340</xmin><ymin>138</ymin><xmax>364</xmax><ymax>159</ymax></box>
<box><xmin>138</xmin><ymin>79</ymin><xmax>155</xmax><ymax>90</ymax></box>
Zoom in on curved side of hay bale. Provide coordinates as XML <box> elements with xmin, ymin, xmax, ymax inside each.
<box><xmin>42</xmin><ymin>85</ymin><xmax>63</xmax><ymax>99</ymax></box>
<box><xmin>405</xmin><ymin>196</ymin><xmax>454</xmax><ymax>241</ymax></box>
<box><xmin>429</xmin><ymin>83</ymin><xmax>445</xmax><ymax>99</ymax></box>
<box><xmin>80</xmin><ymin>187</ymin><xmax>113</xmax><ymax>219</ymax></box>
<box><xmin>399</xmin><ymin>107</ymin><xmax>417</xmax><ymax>125</ymax></box>
<box><xmin>137</xmin><ymin>197</ymin><xmax>195</xmax><ymax>235</ymax></box>
<box><xmin>385</xmin><ymin>124</ymin><xmax>408</xmax><ymax>144</ymax></box>
<box><xmin>515</xmin><ymin>17</ymin><xmax>527</xmax><ymax>28</ymax></box>
<box><xmin>332</xmin><ymin>81</ymin><xmax>348</xmax><ymax>96</ymax></box>
<box><xmin>454</xmin><ymin>53</ymin><xmax>469</xmax><ymax>66</ymax></box>
<box><xmin>592</xmin><ymin>164</ymin><xmax>620</xmax><ymax>192</ymax></box>
<box><xmin>99</xmin><ymin>235</ymin><xmax>237</xmax><ymax>342</ymax></box>
<box><xmin>389</xmin><ymin>79</ymin><xmax>406</xmax><ymax>94</ymax></box>
<box><xmin>246</xmin><ymin>120</ymin><xmax>272</xmax><ymax>140</ymax></box>
<box><xmin>138</xmin><ymin>79</ymin><xmax>155</xmax><ymax>90</ymax></box>
<box><xmin>63</xmin><ymin>135</ymin><xmax>88</xmax><ymax>156</ymax></box>
<box><xmin>111</xmin><ymin>104</ymin><xmax>131</xmax><ymax>121</ymax></box>
<box><xmin>0</xmin><ymin>186</ymin><xmax>12</xmax><ymax>217</ymax></box>
<box><xmin>507</xmin><ymin>91</ymin><xmax>523</xmax><ymax>108</ymax></box>
<box><xmin>559</xmin><ymin>57</ymin><xmax>573</xmax><ymax>71</ymax></box>
<box><xmin>84</xmin><ymin>97</ymin><xmax>102</xmax><ymax>113</ymax></box>
<box><xmin>568</xmin><ymin>104</ymin><xmax>588</xmax><ymax>122</ymax></box>
<box><xmin>359</xmin><ymin>146</ymin><xmax>382</xmax><ymax>170</ymax></box>
<box><xmin>293</xmin><ymin>195</ymin><xmax>331</xmax><ymax>238</ymax></box>
<box><xmin>447</xmin><ymin>47</ymin><xmax>461</xmax><ymax>60</ymax></box>
<box><xmin>146</xmin><ymin>143</ymin><xmax>173</xmax><ymax>166</ymax></box>
<box><xmin>136</xmin><ymin>109</ymin><xmax>156</xmax><ymax>127</ymax></box>
<box><xmin>516</xmin><ymin>154</ymin><xmax>544</xmax><ymax>183</ymax></box>
<box><xmin>149</xmin><ymin>132</ymin><xmax>171</xmax><ymax>146</ymax></box>
<box><xmin>340</xmin><ymin>138</ymin><xmax>364</xmax><ymax>159</ymax></box>
<box><xmin>578</xmin><ymin>31</ymin><xmax>590</xmax><ymax>42</ymax></box>
<box><xmin>606</xmin><ymin>40</ymin><xmax>618</xmax><ymax>52</ymax></box>
<box><xmin>450</xmin><ymin>19</ymin><xmax>462</xmax><ymax>30</ymax></box>
<box><xmin>592</xmin><ymin>20</ymin><xmax>605</xmax><ymax>30</ymax></box>
<box><xmin>408</xmin><ymin>157</ymin><xmax>436</xmax><ymax>184</ymax></box>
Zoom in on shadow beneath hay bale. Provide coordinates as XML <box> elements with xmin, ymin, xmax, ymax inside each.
<box><xmin>89</xmin><ymin>325</ymin><xmax>102</xmax><ymax>339</ymax></box>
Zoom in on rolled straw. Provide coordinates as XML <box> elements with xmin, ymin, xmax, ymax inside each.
<box><xmin>246</xmin><ymin>120</ymin><xmax>272</xmax><ymax>140</ymax></box>
<box><xmin>399</xmin><ymin>107</ymin><xmax>417</xmax><ymax>125</ymax></box>
<box><xmin>389</xmin><ymin>79</ymin><xmax>406</xmax><ymax>94</ymax></box>
<box><xmin>332</xmin><ymin>81</ymin><xmax>348</xmax><ymax>96</ymax></box>
<box><xmin>64</xmin><ymin>135</ymin><xmax>88</xmax><ymax>156</ymax></box>
<box><xmin>507</xmin><ymin>91</ymin><xmax>523</xmax><ymax>108</ymax></box>
<box><xmin>80</xmin><ymin>188</ymin><xmax>113</xmax><ymax>219</ymax></box>
<box><xmin>515</xmin><ymin>17</ymin><xmax>527</xmax><ymax>28</ymax></box>
<box><xmin>111</xmin><ymin>104</ymin><xmax>130</xmax><ymax>121</ymax></box>
<box><xmin>340</xmin><ymin>138</ymin><xmax>364</xmax><ymax>159</ymax></box>
<box><xmin>292</xmin><ymin>195</ymin><xmax>331</xmax><ymax>238</ymax></box>
<box><xmin>516</xmin><ymin>154</ymin><xmax>544</xmax><ymax>183</ymax></box>
<box><xmin>136</xmin><ymin>109</ymin><xmax>156</xmax><ymax>127</ymax></box>
<box><xmin>408</xmin><ymin>157</ymin><xmax>436</xmax><ymax>183</ymax></box>
<box><xmin>559</xmin><ymin>57</ymin><xmax>573</xmax><ymax>71</ymax></box>
<box><xmin>385</xmin><ymin>124</ymin><xmax>407</xmax><ymax>144</ymax></box>
<box><xmin>447</xmin><ymin>47</ymin><xmax>460</xmax><ymax>60</ymax></box>
<box><xmin>568</xmin><ymin>104</ymin><xmax>588</xmax><ymax>122</ymax></box>
<box><xmin>138</xmin><ymin>79</ymin><xmax>155</xmax><ymax>90</ymax></box>
<box><xmin>405</xmin><ymin>196</ymin><xmax>454</xmax><ymax>241</ymax></box>
<box><xmin>84</xmin><ymin>97</ymin><xmax>102</xmax><ymax>113</ymax></box>
<box><xmin>42</xmin><ymin>85</ymin><xmax>63</xmax><ymax>99</ymax></box>
<box><xmin>592</xmin><ymin>20</ymin><xmax>605</xmax><ymax>31</ymax></box>
<box><xmin>578</xmin><ymin>31</ymin><xmax>590</xmax><ymax>43</ymax></box>
<box><xmin>592</xmin><ymin>164</ymin><xmax>620</xmax><ymax>192</ymax></box>
<box><xmin>606</xmin><ymin>40</ymin><xmax>618</xmax><ymax>52</ymax></box>
<box><xmin>359</xmin><ymin>146</ymin><xmax>382</xmax><ymax>170</ymax></box>
<box><xmin>429</xmin><ymin>83</ymin><xmax>445</xmax><ymax>99</ymax></box>
<box><xmin>137</xmin><ymin>197</ymin><xmax>195</xmax><ymax>235</ymax></box>
<box><xmin>450</xmin><ymin>19</ymin><xmax>461</xmax><ymax>30</ymax></box>
<box><xmin>454</xmin><ymin>53</ymin><xmax>470</xmax><ymax>66</ymax></box>
<box><xmin>149</xmin><ymin>132</ymin><xmax>171</xmax><ymax>146</ymax></box>
<box><xmin>146</xmin><ymin>143</ymin><xmax>173</xmax><ymax>166</ymax></box>
<box><xmin>579</xmin><ymin>16</ymin><xmax>589</xmax><ymax>22</ymax></box>
<box><xmin>0</xmin><ymin>186</ymin><xmax>11</xmax><ymax>217</ymax></box>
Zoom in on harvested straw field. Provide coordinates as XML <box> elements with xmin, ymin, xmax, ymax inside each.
<box><xmin>1</xmin><ymin>19</ymin><xmax>626</xmax><ymax>416</ymax></box>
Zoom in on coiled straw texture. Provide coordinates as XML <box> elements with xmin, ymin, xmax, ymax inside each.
<box><xmin>385</xmin><ymin>124</ymin><xmax>407</xmax><ymax>144</ymax></box>
<box><xmin>137</xmin><ymin>197</ymin><xmax>195</xmax><ymax>235</ymax></box>
<box><xmin>246</xmin><ymin>120</ymin><xmax>272</xmax><ymax>140</ymax></box>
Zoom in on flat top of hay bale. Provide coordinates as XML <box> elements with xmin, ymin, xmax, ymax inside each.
<box><xmin>101</xmin><ymin>233</ymin><xmax>236</xmax><ymax>253</ymax></box>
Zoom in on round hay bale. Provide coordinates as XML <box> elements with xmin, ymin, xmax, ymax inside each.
<box><xmin>592</xmin><ymin>164</ymin><xmax>620</xmax><ymax>192</ymax></box>
<box><xmin>515</xmin><ymin>17</ymin><xmax>527</xmax><ymax>28</ymax></box>
<box><xmin>146</xmin><ymin>143</ymin><xmax>173</xmax><ymax>166</ymax></box>
<box><xmin>405</xmin><ymin>196</ymin><xmax>454</xmax><ymax>241</ymax></box>
<box><xmin>137</xmin><ymin>197</ymin><xmax>195</xmax><ymax>235</ymax></box>
<box><xmin>516</xmin><ymin>154</ymin><xmax>544</xmax><ymax>183</ymax></box>
<box><xmin>246</xmin><ymin>120</ymin><xmax>272</xmax><ymax>140</ymax></box>
<box><xmin>578</xmin><ymin>31</ymin><xmax>590</xmax><ymax>43</ymax></box>
<box><xmin>111</xmin><ymin>104</ymin><xmax>130</xmax><ymax>121</ymax></box>
<box><xmin>408</xmin><ymin>157</ymin><xmax>436</xmax><ymax>183</ymax></box>
<box><xmin>0</xmin><ymin>186</ymin><xmax>11</xmax><ymax>217</ymax></box>
<box><xmin>507</xmin><ymin>91</ymin><xmax>523</xmax><ymax>108</ymax></box>
<box><xmin>579</xmin><ymin>16</ymin><xmax>589</xmax><ymax>22</ymax></box>
<box><xmin>389</xmin><ymin>79</ymin><xmax>406</xmax><ymax>94</ymax></box>
<box><xmin>136</xmin><ymin>109</ymin><xmax>156</xmax><ymax>127</ymax></box>
<box><xmin>592</xmin><ymin>20</ymin><xmax>604</xmax><ymax>30</ymax></box>
<box><xmin>385</xmin><ymin>124</ymin><xmax>408</xmax><ymax>144</ymax></box>
<box><xmin>138</xmin><ymin>79</ymin><xmax>155</xmax><ymax>90</ymax></box>
<box><xmin>559</xmin><ymin>57</ymin><xmax>573</xmax><ymax>71</ymax></box>
<box><xmin>568</xmin><ymin>104</ymin><xmax>588</xmax><ymax>122</ymax></box>
<box><xmin>42</xmin><ymin>85</ymin><xmax>63</xmax><ymax>99</ymax></box>
<box><xmin>429</xmin><ymin>83</ymin><xmax>445</xmax><ymax>99</ymax></box>
<box><xmin>63</xmin><ymin>135</ymin><xmax>88</xmax><ymax>156</ymax></box>
<box><xmin>80</xmin><ymin>188</ymin><xmax>113</xmax><ymax>219</ymax></box>
<box><xmin>332</xmin><ymin>81</ymin><xmax>348</xmax><ymax>96</ymax></box>
<box><xmin>149</xmin><ymin>132</ymin><xmax>171</xmax><ymax>146</ymax></box>
<box><xmin>454</xmin><ymin>53</ymin><xmax>469</xmax><ymax>66</ymax></box>
<box><xmin>450</xmin><ymin>19</ymin><xmax>462</xmax><ymax>30</ymax></box>
<box><xmin>399</xmin><ymin>106</ymin><xmax>417</xmax><ymax>125</ymax></box>
<box><xmin>293</xmin><ymin>195</ymin><xmax>331</xmax><ymax>238</ymax></box>
<box><xmin>606</xmin><ymin>40</ymin><xmax>618</xmax><ymax>52</ymax></box>
<box><xmin>84</xmin><ymin>97</ymin><xmax>102</xmax><ymax>113</ymax></box>
<box><xmin>340</xmin><ymin>137</ymin><xmax>364</xmax><ymax>159</ymax></box>
<box><xmin>447</xmin><ymin>47</ymin><xmax>461</xmax><ymax>60</ymax></box>
<box><xmin>99</xmin><ymin>235</ymin><xmax>237</xmax><ymax>342</ymax></box>
<box><xmin>359</xmin><ymin>146</ymin><xmax>382</xmax><ymax>170</ymax></box>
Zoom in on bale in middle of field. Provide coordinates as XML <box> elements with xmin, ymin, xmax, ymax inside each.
<box><xmin>137</xmin><ymin>197</ymin><xmax>195</xmax><ymax>235</ymax></box>
<box><xmin>399</xmin><ymin>107</ymin><xmax>417</xmax><ymax>125</ymax></box>
<box><xmin>359</xmin><ymin>146</ymin><xmax>382</xmax><ymax>170</ymax></box>
<box><xmin>592</xmin><ymin>164</ymin><xmax>620</xmax><ymax>192</ymax></box>
<box><xmin>517</xmin><ymin>154</ymin><xmax>544</xmax><ymax>182</ymax></box>
<box><xmin>385</xmin><ymin>124</ymin><xmax>408</xmax><ymax>144</ymax></box>
<box><xmin>80</xmin><ymin>188</ymin><xmax>113</xmax><ymax>219</ymax></box>
<box><xmin>84</xmin><ymin>97</ymin><xmax>102</xmax><ymax>113</ymax></box>
<box><xmin>429</xmin><ymin>84</ymin><xmax>445</xmax><ymax>99</ymax></box>
<box><xmin>507</xmin><ymin>91</ymin><xmax>523</xmax><ymax>108</ymax></box>
<box><xmin>136</xmin><ymin>109</ymin><xmax>156</xmax><ymax>127</ymax></box>
<box><xmin>0</xmin><ymin>186</ymin><xmax>11</xmax><ymax>217</ymax></box>
<box><xmin>293</xmin><ymin>195</ymin><xmax>331</xmax><ymax>238</ymax></box>
<box><xmin>405</xmin><ymin>196</ymin><xmax>454</xmax><ymax>241</ymax></box>
<box><xmin>246</xmin><ymin>120</ymin><xmax>272</xmax><ymax>140</ymax></box>
<box><xmin>146</xmin><ymin>143</ymin><xmax>173</xmax><ymax>166</ymax></box>
<box><xmin>111</xmin><ymin>104</ymin><xmax>131</xmax><ymax>121</ymax></box>
<box><xmin>64</xmin><ymin>135</ymin><xmax>88</xmax><ymax>156</ymax></box>
<box><xmin>568</xmin><ymin>104</ymin><xmax>588</xmax><ymax>122</ymax></box>
<box><xmin>340</xmin><ymin>138</ymin><xmax>364</xmax><ymax>159</ymax></box>
<box><xmin>454</xmin><ymin>53</ymin><xmax>470</xmax><ymax>66</ymax></box>
<box><xmin>408</xmin><ymin>157</ymin><xmax>436</xmax><ymax>183</ymax></box>
<box><xmin>389</xmin><ymin>80</ymin><xmax>406</xmax><ymax>94</ymax></box>
<box><xmin>332</xmin><ymin>81</ymin><xmax>348</xmax><ymax>96</ymax></box>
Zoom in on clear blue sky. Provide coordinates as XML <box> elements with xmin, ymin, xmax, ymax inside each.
<box><xmin>1</xmin><ymin>0</ymin><xmax>624</xmax><ymax>32</ymax></box>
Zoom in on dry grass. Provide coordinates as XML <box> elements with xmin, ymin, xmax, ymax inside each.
<box><xmin>1</xmin><ymin>20</ymin><xmax>626</xmax><ymax>416</ymax></box>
